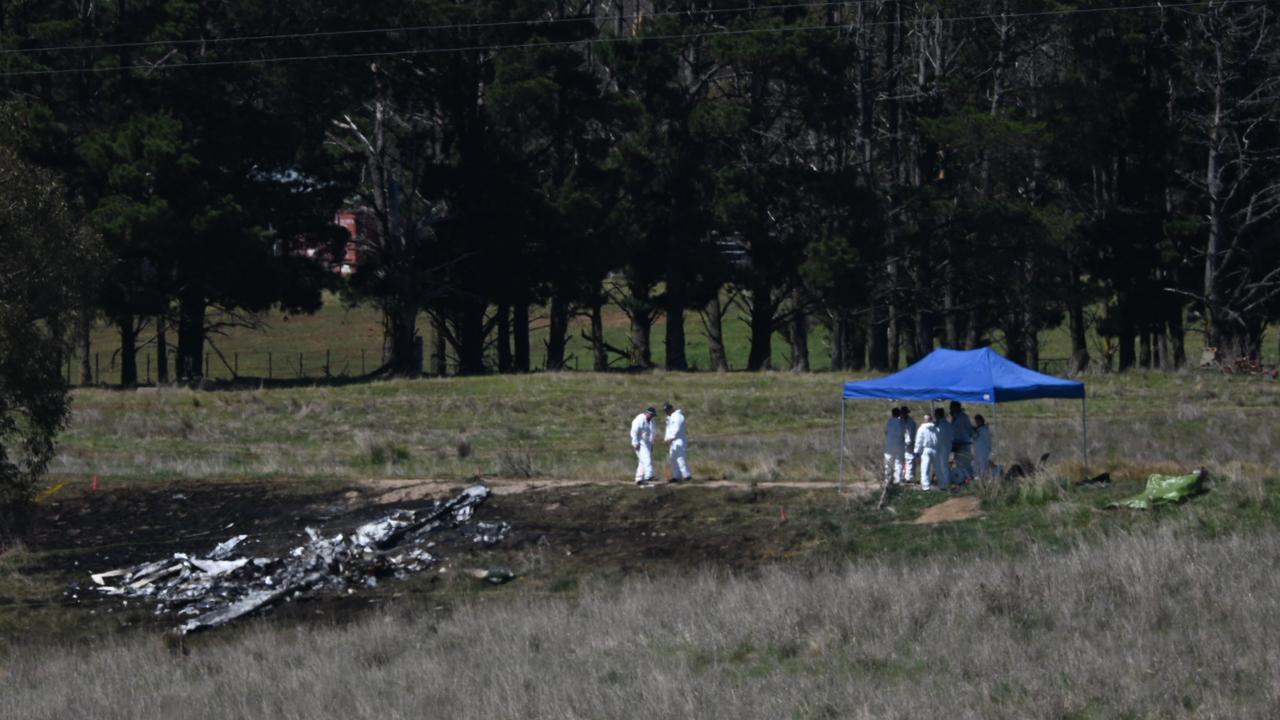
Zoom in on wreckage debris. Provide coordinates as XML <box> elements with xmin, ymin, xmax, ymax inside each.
<box><xmin>465</xmin><ymin>567</ymin><xmax>516</xmax><ymax>585</ymax></box>
<box><xmin>77</xmin><ymin>485</ymin><xmax>508</xmax><ymax>634</ymax></box>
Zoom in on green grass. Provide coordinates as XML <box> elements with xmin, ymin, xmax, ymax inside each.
<box><xmin>47</xmin><ymin>368</ymin><xmax>1280</xmax><ymax>484</ymax></box>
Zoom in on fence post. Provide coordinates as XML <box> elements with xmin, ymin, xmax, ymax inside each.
<box><xmin>205</xmin><ymin>352</ymin><xmax>210</xmax><ymax>379</ymax></box>
<box><xmin>298</xmin><ymin>352</ymin><xmax>303</xmax><ymax>378</ymax></box>
<box><xmin>361</xmin><ymin>348</ymin><xmax>366</xmax><ymax>375</ymax></box>
<box><xmin>234</xmin><ymin>352</ymin><xmax>239</xmax><ymax>377</ymax></box>
<box><xmin>146</xmin><ymin>354</ymin><xmax>151</xmax><ymax>385</ymax></box>
<box><xmin>326</xmin><ymin>349</ymin><xmax>331</xmax><ymax>377</ymax></box>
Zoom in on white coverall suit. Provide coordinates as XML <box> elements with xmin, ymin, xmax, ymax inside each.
<box><xmin>883</xmin><ymin>417</ymin><xmax>906</xmax><ymax>485</ymax></box>
<box><xmin>901</xmin><ymin>416</ymin><xmax>919</xmax><ymax>483</ymax></box>
<box><xmin>974</xmin><ymin>425</ymin><xmax>993</xmax><ymax>478</ymax></box>
<box><xmin>630</xmin><ymin>413</ymin><xmax>655</xmax><ymax>483</ymax></box>
<box><xmin>664</xmin><ymin>409</ymin><xmax>691</xmax><ymax>481</ymax></box>
<box><xmin>913</xmin><ymin>420</ymin><xmax>947</xmax><ymax>490</ymax></box>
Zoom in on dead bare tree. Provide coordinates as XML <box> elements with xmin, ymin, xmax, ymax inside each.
<box><xmin>328</xmin><ymin>64</ymin><xmax>450</xmax><ymax>377</ymax></box>
<box><xmin>1174</xmin><ymin>1</ymin><xmax>1280</xmax><ymax>361</ymax></box>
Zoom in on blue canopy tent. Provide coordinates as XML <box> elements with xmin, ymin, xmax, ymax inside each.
<box><xmin>838</xmin><ymin>347</ymin><xmax>1087</xmax><ymax>488</ymax></box>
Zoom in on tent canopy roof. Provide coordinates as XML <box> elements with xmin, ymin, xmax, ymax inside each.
<box><xmin>841</xmin><ymin>347</ymin><xmax>1084</xmax><ymax>404</ymax></box>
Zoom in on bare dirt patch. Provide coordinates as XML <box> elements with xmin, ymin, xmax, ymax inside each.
<box><xmin>353</xmin><ymin>477</ymin><xmax>872</xmax><ymax>504</ymax></box>
<box><xmin>912</xmin><ymin>496</ymin><xmax>983</xmax><ymax>524</ymax></box>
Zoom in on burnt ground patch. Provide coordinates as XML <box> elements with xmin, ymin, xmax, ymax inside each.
<box><xmin>4</xmin><ymin>479</ymin><xmax>848</xmax><ymax>644</ymax></box>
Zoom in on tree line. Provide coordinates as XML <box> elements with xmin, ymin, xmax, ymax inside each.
<box><xmin>4</xmin><ymin>0</ymin><xmax>1280</xmax><ymax>384</ymax></box>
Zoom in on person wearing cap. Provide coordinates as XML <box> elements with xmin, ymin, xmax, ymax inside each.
<box><xmin>662</xmin><ymin>402</ymin><xmax>692</xmax><ymax>483</ymax></box>
<box><xmin>630</xmin><ymin>406</ymin><xmax>657</xmax><ymax>485</ymax></box>
<box><xmin>883</xmin><ymin>407</ymin><xmax>905</xmax><ymax>486</ymax></box>
<box><xmin>948</xmin><ymin>400</ymin><xmax>974</xmax><ymax>481</ymax></box>
<box><xmin>900</xmin><ymin>406</ymin><xmax>918</xmax><ymax>483</ymax></box>
<box><xmin>913</xmin><ymin>410</ymin><xmax>946</xmax><ymax>490</ymax></box>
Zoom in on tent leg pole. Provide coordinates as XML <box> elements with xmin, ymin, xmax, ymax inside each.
<box><xmin>838</xmin><ymin>399</ymin><xmax>847</xmax><ymax>494</ymax></box>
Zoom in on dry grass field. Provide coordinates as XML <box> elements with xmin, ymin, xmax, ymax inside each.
<box><xmin>6</xmin><ymin>529</ymin><xmax>1280</xmax><ymax>719</ymax></box>
<box><xmin>4</xmin><ymin>368</ymin><xmax>1280</xmax><ymax>718</ymax></box>
<box><xmin>46</xmin><ymin>369</ymin><xmax>1280</xmax><ymax>485</ymax></box>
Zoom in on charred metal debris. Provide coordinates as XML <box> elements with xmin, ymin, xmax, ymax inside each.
<box><xmin>76</xmin><ymin>485</ymin><xmax>510</xmax><ymax>634</ymax></box>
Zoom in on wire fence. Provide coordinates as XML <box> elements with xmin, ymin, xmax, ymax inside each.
<box><xmin>64</xmin><ymin>348</ymin><xmax>384</xmax><ymax>387</ymax></box>
<box><xmin>64</xmin><ymin>347</ymin><xmax>1076</xmax><ymax>387</ymax></box>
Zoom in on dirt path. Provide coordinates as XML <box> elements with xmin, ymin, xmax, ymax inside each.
<box><xmin>911</xmin><ymin>496</ymin><xmax>983</xmax><ymax>524</ymax></box>
<box><xmin>356</xmin><ymin>477</ymin><xmax>876</xmax><ymax>503</ymax></box>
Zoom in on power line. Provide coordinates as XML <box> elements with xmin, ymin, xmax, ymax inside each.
<box><xmin>0</xmin><ymin>1</ymin><xmax>1256</xmax><ymax>79</ymax></box>
<box><xmin>0</xmin><ymin>0</ymin><xmax>1221</xmax><ymax>58</ymax></box>
<box><xmin>0</xmin><ymin>1</ymin><xmax>877</xmax><ymax>56</ymax></box>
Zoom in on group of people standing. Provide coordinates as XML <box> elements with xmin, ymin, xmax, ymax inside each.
<box><xmin>630</xmin><ymin>403</ymin><xmax>692</xmax><ymax>486</ymax></box>
<box><xmin>884</xmin><ymin>400</ymin><xmax>994</xmax><ymax>490</ymax></box>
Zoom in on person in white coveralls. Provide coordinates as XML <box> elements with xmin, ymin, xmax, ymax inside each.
<box><xmin>883</xmin><ymin>407</ymin><xmax>905</xmax><ymax>485</ymax></box>
<box><xmin>900</xmin><ymin>406</ymin><xmax>918</xmax><ymax>483</ymax></box>
<box><xmin>662</xmin><ymin>402</ymin><xmax>692</xmax><ymax>483</ymax></box>
<box><xmin>913</xmin><ymin>411</ymin><xmax>947</xmax><ymax>491</ymax></box>
<box><xmin>630</xmin><ymin>406</ymin><xmax>657</xmax><ymax>485</ymax></box>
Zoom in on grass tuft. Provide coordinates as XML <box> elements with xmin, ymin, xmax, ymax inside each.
<box><xmin>498</xmin><ymin>449</ymin><xmax>536</xmax><ymax>478</ymax></box>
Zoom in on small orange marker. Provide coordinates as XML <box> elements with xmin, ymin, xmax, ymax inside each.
<box><xmin>778</xmin><ymin>506</ymin><xmax>789</xmax><ymax>525</ymax></box>
<box><xmin>90</xmin><ymin>475</ymin><xmax>100</xmax><ymax>492</ymax></box>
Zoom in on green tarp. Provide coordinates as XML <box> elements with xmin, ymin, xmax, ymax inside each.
<box><xmin>1111</xmin><ymin>472</ymin><xmax>1205</xmax><ymax>510</ymax></box>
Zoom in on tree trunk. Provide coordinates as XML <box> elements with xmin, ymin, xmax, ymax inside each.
<box><xmin>431</xmin><ymin>315</ymin><xmax>447</xmax><ymax>376</ymax></box>
<box><xmin>1169</xmin><ymin>307</ymin><xmax>1186</xmax><ymax>369</ymax></box>
<box><xmin>177</xmin><ymin>289</ymin><xmax>205</xmax><ymax>380</ymax></box>
<box><xmin>746</xmin><ymin>284</ymin><xmax>774</xmax><ymax>371</ymax></box>
<box><xmin>830</xmin><ymin>310</ymin><xmax>846</xmax><ymax>371</ymax></box>
<box><xmin>118</xmin><ymin>315</ymin><xmax>138</xmax><ymax>387</ymax></box>
<box><xmin>1139</xmin><ymin>331</ymin><xmax>1153</xmax><ymax>369</ymax></box>
<box><xmin>546</xmin><ymin>294</ymin><xmax>570</xmax><ymax>370</ymax></box>
<box><xmin>1117</xmin><ymin>309</ymin><xmax>1136</xmax><ymax>372</ymax></box>
<box><xmin>628</xmin><ymin>283</ymin><xmax>654</xmax><ymax>369</ymax></box>
<box><xmin>886</xmin><ymin>260</ymin><xmax>901</xmax><ymax>370</ymax></box>
<box><xmin>943</xmin><ymin>272</ymin><xmax>960</xmax><ymax>348</ymax></box>
<box><xmin>1003</xmin><ymin>319</ymin><xmax>1026</xmax><ymax>366</ymax></box>
<box><xmin>909</xmin><ymin>249</ymin><xmax>932</xmax><ymax>363</ymax></box>
<box><xmin>590</xmin><ymin>300</ymin><xmax>608</xmax><ymax>371</ymax></box>
<box><xmin>513</xmin><ymin>302</ymin><xmax>530</xmax><ymax>373</ymax></box>
<box><xmin>911</xmin><ymin>304</ymin><xmax>930</xmax><ymax>364</ymax></box>
<box><xmin>456</xmin><ymin>301</ymin><xmax>487</xmax><ymax>375</ymax></box>
<box><xmin>702</xmin><ymin>294</ymin><xmax>729</xmax><ymax>372</ymax></box>
<box><xmin>1067</xmin><ymin>263</ymin><xmax>1089</xmax><ymax>374</ymax></box>
<box><xmin>78</xmin><ymin>312</ymin><xmax>92</xmax><ymax>385</ymax></box>
<box><xmin>964</xmin><ymin>308</ymin><xmax>980</xmax><ymax>350</ymax></box>
<box><xmin>789</xmin><ymin>300</ymin><xmax>809</xmax><ymax>372</ymax></box>
<box><xmin>496</xmin><ymin>303</ymin><xmax>511</xmax><ymax>373</ymax></box>
<box><xmin>868</xmin><ymin>301</ymin><xmax>888</xmax><ymax>370</ymax></box>
<box><xmin>1156</xmin><ymin>325</ymin><xmax>1171</xmax><ymax>371</ymax></box>
<box><xmin>886</xmin><ymin>308</ymin><xmax>900</xmax><ymax>370</ymax></box>
<box><xmin>848</xmin><ymin>311</ymin><xmax>867</xmax><ymax>371</ymax></box>
<box><xmin>156</xmin><ymin>313</ymin><xmax>169</xmax><ymax>383</ymax></box>
<box><xmin>383</xmin><ymin>300</ymin><xmax>419</xmax><ymax>377</ymax></box>
<box><xmin>1023</xmin><ymin>316</ymin><xmax>1039</xmax><ymax>371</ymax></box>
<box><xmin>664</xmin><ymin>294</ymin><xmax>688</xmax><ymax>371</ymax></box>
